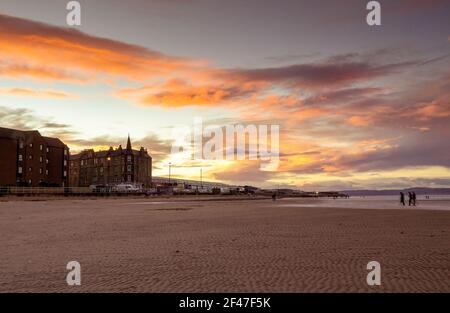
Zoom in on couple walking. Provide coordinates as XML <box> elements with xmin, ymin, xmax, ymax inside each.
<box><xmin>400</xmin><ymin>191</ymin><xmax>416</xmax><ymax>206</ymax></box>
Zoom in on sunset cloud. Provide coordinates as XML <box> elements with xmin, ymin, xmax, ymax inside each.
<box><xmin>0</xmin><ymin>9</ymin><xmax>449</xmax><ymax>190</ymax></box>
<box><xmin>118</xmin><ymin>79</ymin><xmax>259</xmax><ymax>107</ymax></box>
<box><xmin>0</xmin><ymin>87</ymin><xmax>74</xmax><ymax>99</ymax></box>
<box><xmin>228</xmin><ymin>59</ymin><xmax>415</xmax><ymax>89</ymax></box>
<box><xmin>347</xmin><ymin>116</ymin><xmax>372</xmax><ymax>127</ymax></box>
<box><xmin>0</xmin><ymin>14</ymin><xmax>198</xmax><ymax>82</ymax></box>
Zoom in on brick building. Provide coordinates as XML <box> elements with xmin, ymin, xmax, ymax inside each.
<box><xmin>0</xmin><ymin>127</ymin><xmax>69</xmax><ymax>187</ymax></box>
<box><xmin>69</xmin><ymin>135</ymin><xmax>152</xmax><ymax>188</ymax></box>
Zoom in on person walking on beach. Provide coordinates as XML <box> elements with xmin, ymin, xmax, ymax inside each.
<box><xmin>272</xmin><ymin>193</ymin><xmax>277</xmax><ymax>201</ymax></box>
<box><xmin>400</xmin><ymin>192</ymin><xmax>405</xmax><ymax>206</ymax></box>
<box><xmin>408</xmin><ymin>192</ymin><xmax>413</xmax><ymax>206</ymax></box>
<box><xmin>412</xmin><ymin>192</ymin><xmax>417</xmax><ymax>206</ymax></box>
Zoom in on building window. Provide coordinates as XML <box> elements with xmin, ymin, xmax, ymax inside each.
<box><xmin>28</xmin><ymin>179</ymin><xmax>32</xmax><ymax>185</ymax></box>
<box><xmin>45</xmin><ymin>169</ymin><xmax>49</xmax><ymax>175</ymax></box>
<box><xmin>63</xmin><ymin>170</ymin><xmax>67</xmax><ymax>177</ymax></box>
<box><xmin>64</xmin><ymin>149</ymin><xmax>68</xmax><ymax>156</ymax></box>
<box><xmin>40</xmin><ymin>144</ymin><xmax>43</xmax><ymax>151</ymax></box>
<box><xmin>19</xmin><ymin>142</ymin><xmax>24</xmax><ymax>149</ymax></box>
<box><xmin>46</xmin><ymin>147</ymin><xmax>49</xmax><ymax>153</ymax></box>
<box><xmin>127</xmin><ymin>165</ymin><xmax>132</xmax><ymax>172</ymax></box>
<box><xmin>28</xmin><ymin>167</ymin><xmax>32</xmax><ymax>172</ymax></box>
<box><xmin>46</xmin><ymin>159</ymin><xmax>49</xmax><ymax>164</ymax></box>
<box><xmin>100</xmin><ymin>167</ymin><xmax>103</xmax><ymax>173</ymax></box>
<box><xmin>29</xmin><ymin>143</ymin><xmax>33</xmax><ymax>148</ymax></box>
<box><xmin>64</xmin><ymin>160</ymin><xmax>67</xmax><ymax>166</ymax></box>
<box><xmin>40</xmin><ymin>156</ymin><xmax>43</xmax><ymax>163</ymax></box>
<box><xmin>127</xmin><ymin>175</ymin><xmax>131</xmax><ymax>182</ymax></box>
<box><xmin>29</xmin><ymin>155</ymin><xmax>33</xmax><ymax>160</ymax></box>
<box><xmin>18</xmin><ymin>167</ymin><xmax>23</xmax><ymax>174</ymax></box>
<box><xmin>18</xmin><ymin>154</ymin><xmax>23</xmax><ymax>161</ymax></box>
<box><xmin>127</xmin><ymin>155</ymin><xmax>132</xmax><ymax>162</ymax></box>
<box><xmin>39</xmin><ymin>168</ymin><xmax>43</xmax><ymax>174</ymax></box>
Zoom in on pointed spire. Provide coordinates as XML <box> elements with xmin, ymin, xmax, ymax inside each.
<box><xmin>126</xmin><ymin>133</ymin><xmax>132</xmax><ymax>151</ymax></box>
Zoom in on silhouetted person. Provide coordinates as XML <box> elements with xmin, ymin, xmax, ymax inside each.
<box><xmin>408</xmin><ymin>192</ymin><xmax>413</xmax><ymax>206</ymax></box>
<box><xmin>272</xmin><ymin>193</ymin><xmax>276</xmax><ymax>201</ymax></box>
<box><xmin>400</xmin><ymin>192</ymin><xmax>405</xmax><ymax>206</ymax></box>
<box><xmin>412</xmin><ymin>192</ymin><xmax>417</xmax><ymax>206</ymax></box>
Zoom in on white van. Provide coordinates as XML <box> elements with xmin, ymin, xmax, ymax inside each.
<box><xmin>114</xmin><ymin>184</ymin><xmax>140</xmax><ymax>193</ymax></box>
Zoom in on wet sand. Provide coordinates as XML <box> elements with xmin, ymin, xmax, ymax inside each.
<box><xmin>0</xmin><ymin>197</ymin><xmax>449</xmax><ymax>292</ymax></box>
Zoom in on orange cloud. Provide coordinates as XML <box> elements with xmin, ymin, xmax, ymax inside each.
<box><xmin>347</xmin><ymin>115</ymin><xmax>372</xmax><ymax>127</ymax></box>
<box><xmin>0</xmin><ymin>88</ymin><xmax>74</xmax><ymax>99</ymax></box>
<box><xmin>0</xmin><ymin>63</ymin><xmax>78</xmax><ymax>81</ymax></box>
<box><xmin>411</xmin><ymin>126</ymin><xmax>431</xmax><ymax>132</ymax></box>
<box><xmin>417</xmin><ymin>100</ymin><xmax>450</xmax><ymax>119</ymax></box>
<box><xmin>1</xmin><ymin>14</ymin><xmax>417</xmax><ymax>111</ymax></box>
<box><xmin>0</xmin><ymin>14</ymin><xmax>198</xmax><ymax>83</ymax></box>
<box><xmin>117</xmin><ymin>77</ymin><xmax>265</xmax><ymax>107</ymax></box>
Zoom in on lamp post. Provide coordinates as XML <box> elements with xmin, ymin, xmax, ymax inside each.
<box><xmin>168</xmin><ymin>162</ymin><xmax>172</xmax><ymax>186</ymax></box>
<box><xmin>107</xmin><ymin>156</ymin><xmax>111</xmax><ymax>186</ymax></box>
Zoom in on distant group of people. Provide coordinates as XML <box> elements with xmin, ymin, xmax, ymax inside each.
<box><xmin>400</xmin><ymin>191</ymin><xmax>417</xmax><ymax>206</ymax></box>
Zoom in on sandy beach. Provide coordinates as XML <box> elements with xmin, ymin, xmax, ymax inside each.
<box><xmin>0</xmin><ymin>196</ymin><xmax>449</xmax><ymax>292</ymax></box>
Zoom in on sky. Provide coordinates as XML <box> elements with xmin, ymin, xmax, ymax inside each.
<box><xmin>0</xmin><ymin>0</ymin><xmax>449</xmax><ymax>190</ymax></box>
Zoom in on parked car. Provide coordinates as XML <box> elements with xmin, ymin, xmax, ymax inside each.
<box><xmin>113</xmin><ymin>184</ymin><xmax>141</xmax><ymax>193</ymax></box>
<box><xmin>89</xmin><ymin>185</ymin><xmax>111</xmax><ymax>193</ymax></box>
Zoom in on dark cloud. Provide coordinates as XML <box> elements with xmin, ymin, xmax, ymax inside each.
<box><xmin>302</xmin><ymin>87</ymin><xmax>384</xmax><ymax>107</ymax></box>
<box><xmin>42</xmin><ymin>122</ymin><xmax>71</xmax><ymax>129</ymax></box>
<box><xmin>0</xmin><ymin>106</ymin><xmax>44</xmax><ymax>130</ymax></box>
<box><xmin>134</xmin><ymin>134</ymin><xmax>173</xmax><ymax>162</ymax></box>
<box><xmin>336</xmin><ymin>125</ymin><xmax>450</xmax><ymax>172</ymax></box>
<box><xmin>67</xmin><ymin>133</ymin><xmax>173</xmax><ymax>164</ymax></box>
<box><xmin>231</xmin><ymin>58</ymin><xmax>416</xmax><ymax>89</ymax></box>
<box><xmin>264</xmin><ymin>53</ymin><xmax>320</xmax><ymax>64</ymax></box>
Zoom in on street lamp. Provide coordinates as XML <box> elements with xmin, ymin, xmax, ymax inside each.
<box><xmin>107</xmin><ymin>156</ymin><xmax>111</xmax><ymax>186</ymax></box>
<box><xmin>168</xmin><ymin>162</ymin><xmax>172</xmax><ymax>185</ymax></box>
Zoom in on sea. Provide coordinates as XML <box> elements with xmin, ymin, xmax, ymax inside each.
<box><xmin>278</xmin><ymin>195</ymin><xmax>450</xmax><ymax>211</ymax></box>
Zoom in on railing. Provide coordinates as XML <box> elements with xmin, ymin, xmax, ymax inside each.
<box><xmin>0</xmin><ymin>187</ymin><xmax>90</xmax><ymax>194</ymax></box>
<box><xmin>0</xmin><ymin>187</ymin><xmax>150</xmax><ymax>195</ymax></box>
<box><xmin>0</xmin><ymin>186</ymin><xmax>249</xmax><ymax>196</ymax></box>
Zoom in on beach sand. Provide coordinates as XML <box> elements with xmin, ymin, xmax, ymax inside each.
<box><xmin>0</xmin><ymin>197</ymin><xmax>449</xmax><ymax>292</ymax></box>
